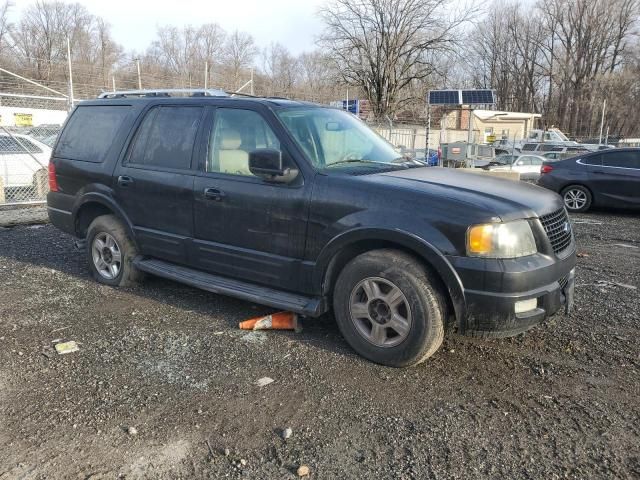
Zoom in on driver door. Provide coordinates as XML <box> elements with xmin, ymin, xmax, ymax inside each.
<box><xmin>191</xmin><ymin>106</ymin><xmax>312</xmax><ymax>291</ymax></box>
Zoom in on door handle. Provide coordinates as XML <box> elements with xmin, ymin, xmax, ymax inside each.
<box><xmin>203</xmin><ymin>187</ymin><xmax>226</xmax><ymax>201</ymax></box>
<box><xmin>117</xmin><ymin>175</ymin><xmax>134</xmax><ymax>187</ymax></box>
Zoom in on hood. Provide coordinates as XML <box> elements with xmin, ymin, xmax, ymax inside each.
<box><xmin>362</xmin><ymin>167</ymin><xmax>563</xmax><ymax>221</ymax></box>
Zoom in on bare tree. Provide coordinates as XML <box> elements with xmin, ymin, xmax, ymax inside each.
<box><xmin>0</xmin><ymin>1</ymin><xmax>11</xmax><ymax>56</ymax></box>
<box><xmin>8</xmin><ymin>0</ymin><xmax>120</xmax><ymax>94</ymax></box>
<box><xmin>540</xmin><ymin>0</ymin><xmax>639</xmax><ymax>134</ymax></box>
<box><xmin>146</xmin><ymin>23</ymin><xmax>225</xmax><ymax>87</ymax></box>
<box><xmin>262</xmin><ymin>42</ymin><xmax>299</xmax><ymax>95</ymax></box>
<box><xmin>223</xmin><ymin>30</ymin><xmax>257</xmax><ymax>89</ymax></box>
<box><xmin>319</xmin><ymin>0</ymin><xmax>476</xmax><ymax>119</ymax></box>
<box><xmin>465</xmin><ymin>0</ymin><xmax>640</xmax><ymax>138</ymax></box>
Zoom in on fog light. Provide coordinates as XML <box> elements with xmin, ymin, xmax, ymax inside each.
<box><xmin>515</xmin><ymin>298</ymin><xmax>537</xmax><ymax>314</ymax></box>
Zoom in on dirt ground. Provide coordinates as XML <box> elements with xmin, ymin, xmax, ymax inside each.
<box><xmin>0</xmin><ymin>210</ymin><xmax>638</xmax><ymax>479</ymax></box>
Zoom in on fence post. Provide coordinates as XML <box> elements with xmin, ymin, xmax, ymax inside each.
<box><xmin>426</xmin><ymin>106</ymin><xmax>431</xmax><ymax>163</ymax></box>
<box><xmin>34</xmin><ymin>168</ymin><xmax>49</xmax><ymax>199</ymax></box>
<box><xmin>0</xmin><ymin>175</ymin><xmax>5</xmax><ymax>204</ymax></box>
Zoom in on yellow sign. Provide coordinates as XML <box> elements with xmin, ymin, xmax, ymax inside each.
<box><xmin>487</xmin><ymin>135</ymin><xmax>496</xmax><ymax>143</ymax></box>
<box><xmin>14</xmin><ymin>113</ymin><xmax>33</xmax><ymax>127</ymax></box>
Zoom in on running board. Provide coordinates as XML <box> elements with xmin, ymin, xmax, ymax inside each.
<box><xmin>133</xmin><ymin>258</ymin><xmax>326</xmax><ymax>317</ymax></box>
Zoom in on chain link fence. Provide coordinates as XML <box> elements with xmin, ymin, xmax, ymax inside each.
<box><xmin>0</xmin><ymin>125</ymin><xmax>60</xmax><ymax>205</ymax></box>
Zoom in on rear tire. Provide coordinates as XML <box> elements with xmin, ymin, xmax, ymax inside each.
<box><xmin>333</xmin><ymin>249</ymin><xmax>445</xmax><ymax>367</ymax></box>
<box><xmin>561</xmin><ymin>185</ymin><xmax>592</xmax><ymax>212</ymax></box>
<box><xmin>86</xmin><ymin>215</ymin><xmax>143</xmax><ymax>287</ymax></box>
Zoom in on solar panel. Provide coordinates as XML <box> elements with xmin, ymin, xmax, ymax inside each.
<box><xmin>461</xmin><ymin>89</ymin><xmax>495</xmax><ymax>105</ymax></box>
<box><xmin>429</xmin><ymin>90</ymin><xmax>461</xmax><ymax>105</ymax></box>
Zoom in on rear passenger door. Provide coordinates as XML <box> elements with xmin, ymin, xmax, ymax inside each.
<box><xmin>590</xmin><ymin>150</ymin><xmax>640</xmax><ymax>206</ymax></box>
<box><xmin>113</xmin><ymin>105</ymin><xmax>206</xmax><ymax>264</ymax></box>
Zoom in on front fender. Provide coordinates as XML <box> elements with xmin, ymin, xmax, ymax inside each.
<box><xmin>314</xmin><ymin>227</ymin><xmax>466</xmax><ymax>327</ymax></box>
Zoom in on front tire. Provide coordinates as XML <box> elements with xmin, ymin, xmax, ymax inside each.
<box><xmin>333</xmin><ymin>249</ymin><xmax>445</xmax><ymax>367</ymax></box>
<box><xmin>561</xmin><ymin>185</ymin><xmax>592</xmax><ymax>212</ymax></box>
<box><xmin>86</xmin><ymin>215</ymin><xmax>143</xmax><ymax>287</ymax></box>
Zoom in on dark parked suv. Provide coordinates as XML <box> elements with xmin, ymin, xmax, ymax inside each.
<box><xmin>47</xmin><ymin>89</ymin><xmax>576</xmax><ymax>367</ymax></box>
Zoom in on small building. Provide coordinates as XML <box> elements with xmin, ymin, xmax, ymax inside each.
<box><xmin>441</xmin><ymin>108</ymin><xmax>542</xmax><ymax>144</ymax></box>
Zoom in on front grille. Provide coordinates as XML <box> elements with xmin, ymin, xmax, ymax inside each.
<box><xmin>539</xmin><ymin>208</ymin><xmax>573</xmax><ymax>255</ymax></box>
<box><xmin>559</xmin><ymin>274</ymin><xmax>569</xmax><ymax>290</ymax></box>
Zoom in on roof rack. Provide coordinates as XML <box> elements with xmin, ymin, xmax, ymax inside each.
<box><xmin>98</xmin><ymin>88</ymin><xmax>229</xmax><ymax>99</ymax></box>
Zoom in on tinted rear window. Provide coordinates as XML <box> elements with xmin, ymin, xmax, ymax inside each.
<box><xmin>55</xmin><ymin>105</ymin><xmax>130</xmax><ymax>162</ymax></box>
<box><xmin>127</xmin><ymin>106</ymin><xmax>202</xmax><ymax>170</ymax></box>
<box><xmin>602</xmin><ymin>151</ymin><xmax>640</xmax><ymax>169</ymax></box>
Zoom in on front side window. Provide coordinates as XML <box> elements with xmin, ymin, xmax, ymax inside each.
<box><xmin>277</xmin><ymin>108</ymin><xmax>401</xmax><ymax>170</ymax></box>
<box><xmin>128</xmin><ymin>106</ymin><xmax>202</xmax><ymax>170</ymax></box>
<box><xmin>521</xmin><ymin>144</ymin><xmax>536</xmax><ymax>151</ymax></box>
<box><xmin>207</xmin><ymin>109</ymin><xmax>280</xmax><ymax>176</ymax></box>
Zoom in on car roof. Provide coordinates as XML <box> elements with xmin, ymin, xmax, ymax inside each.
<box><xmin>578</xmin><ymin>147</ymin><xmax>640</xmax><ymax>156</ymax></box>
<box><xmin>545</xmin><ymin>147</ymin><xmax>640</xmax><ymax>164</ymax></box>
<box><xmin>79</xmin><ymin>95</ymin><xmax>325</xmax><ymax>110</ymax></box>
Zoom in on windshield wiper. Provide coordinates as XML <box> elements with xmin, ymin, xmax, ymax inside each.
<box><xmin>391</xmin><ymin>157</ymin><xmax>428</xmax><ymax>168</ymax></box>
<box><xmin>326</xmin><ymin>159</ymin><xmax>380</xmax><ymax>167</ymax></box>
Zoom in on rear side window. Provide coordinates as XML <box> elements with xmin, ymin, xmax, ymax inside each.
<box><xmin>521</xmin><ymin>143</ymin><xmax>536</xmax><ymax>151</ymax></box>
<box><xmin>55</xmin><ymin>106</ymin><xmax>129</xmax><ymax>162</ymax></box>
<box><xmin>128</xmin><ymin>106</ymin><xmax>203</xmax><ymax>170</ymax></box>
<box><xmin>602</xmin><ymin>151</ymin><xmax>640</xmax><ymax>169</ymax></box>
<box><xmin>539</xmin><ymin>144</ymin><xmax>562</xmax><ymax>152</ymax></box>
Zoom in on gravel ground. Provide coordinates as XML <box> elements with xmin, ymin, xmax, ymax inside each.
<box><xmin>0</xmin><ymin>205</ymin><xmax>48</xmax><ymax>228</ymax></box>
<box><xmin>0</xmin><ymin>211</ymin><xmax>638</xmax><ymax>479</ymax></box>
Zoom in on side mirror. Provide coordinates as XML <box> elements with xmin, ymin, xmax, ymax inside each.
<box><xmin>249</xmin><ymin>148</ymin><xmax>298</xmax><ymax>183</ymax></box>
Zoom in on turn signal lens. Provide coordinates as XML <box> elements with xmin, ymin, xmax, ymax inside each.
<box><xmin>467</xmin><ymin>224</ymin><xmax>494</xmax><ymax>255</ymax></box>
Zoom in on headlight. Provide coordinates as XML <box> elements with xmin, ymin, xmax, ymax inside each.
<box><xmin>466</xmin><ymin>220</ymin><xmax>537</xmax><ymax>258</ymax></box>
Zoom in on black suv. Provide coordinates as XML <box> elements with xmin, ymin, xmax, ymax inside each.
<box><xmin>47</xmin><ymin>89</ymin><xmax>576</xmax><ymax>367</ymax></box>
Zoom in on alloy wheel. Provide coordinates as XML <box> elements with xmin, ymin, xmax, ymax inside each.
<box><xmin>91</xmin><ymin>232</ymin><xmax>122</xmax><ymax>280</ymax></box>
<box><xmin>348</xmin><ymin>277</ymin><xmax>412</xmax><ymax>347</ymax></box>
<box><xmin>563</xmin><ymin>188</ymin><xmax>588</xmax><ymax>211</ymax></box>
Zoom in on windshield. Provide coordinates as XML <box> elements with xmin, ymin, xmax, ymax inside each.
<box><xmin>277</xmin><ymin>108</ymin><xmax>402</xmax><ymax>169</ymax></box>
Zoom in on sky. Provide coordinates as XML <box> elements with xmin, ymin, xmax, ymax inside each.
<box><xmin>12</xmin><ymin>0</ymin><xmax>327</xmax><ymax>55</ymax></box>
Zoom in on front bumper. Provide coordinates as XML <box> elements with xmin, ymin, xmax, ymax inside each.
<box><xmin>448</xmin><ymin>249</ymin><xmax>576</xmax><ymax>337</ymax></box>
